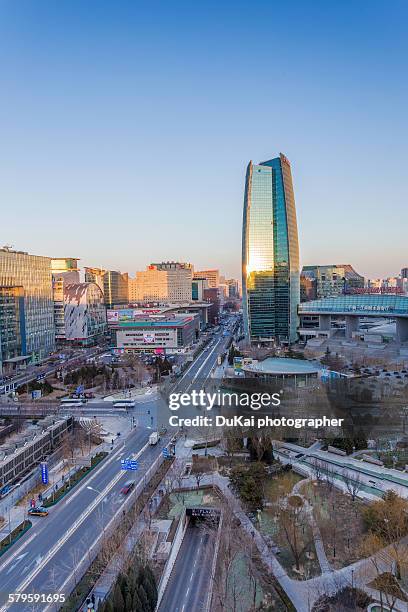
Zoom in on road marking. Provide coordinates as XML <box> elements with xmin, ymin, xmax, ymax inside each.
<box><xmin>40</xmin><ymin>450</ymin><xmax>164</xmax><ymax>612</ymax></box>
<box><xmin>63</xmin><ymin>444</ymin><xmax>125</xmax><ymax>506</ymax></box>
<box><xmin>0</xmin><ymin>533</ymin><xmax>36</xmax><ymax>573</ymax></box>
<box><xmin>185</xmin><ymin>339</ymin><xmax>222</xmax><ymax>391</ymax></box>
<box><xmin>0</xmin><ymin>438</ymin><xmax>148</xmax><ymax>582</ymax></box>
<box><xmin>0</xmin><ymin>441</ymin><xmax>152</xmax><ymax>608</ymax></box>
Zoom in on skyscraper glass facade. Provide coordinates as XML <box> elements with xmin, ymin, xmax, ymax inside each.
<box><xmin>0</xmin><ymin>249</ymin><xmax>55</xmax><ymax>362</ymax></box>
<box><xmin>242</xmin><ymin>153</ymin><xmax>300</xmax><ymax>344</ymax></box>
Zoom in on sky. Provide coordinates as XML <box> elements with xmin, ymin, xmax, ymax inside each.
<box><xmin>0</xmin><ymin>0</ymin><xmax>407</xmax><ymax>281</ymax></box>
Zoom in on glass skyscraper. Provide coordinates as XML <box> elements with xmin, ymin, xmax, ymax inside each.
<box><xmin>242</xmin><ymin>153</ymin><xmax>300</xmax><ymax>344</ymax></box>
<box><xmin>0</xmin><ymin>248</ymin><xmax>55</xmax><ymax>366</ymax></box>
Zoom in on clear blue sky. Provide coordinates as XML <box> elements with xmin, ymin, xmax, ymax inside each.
<box><xmin>1</xmin><ymin>0</ymin><xmax>407</xmax><ymax>280</ymax></box>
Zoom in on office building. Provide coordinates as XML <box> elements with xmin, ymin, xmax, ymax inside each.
<box><xmin>203</xmin><ymin>287</ymin><xmax>221</xmax><ymax>325</ymax></box>
<box><xmin>0</xmin><ymin>286</ymin><xmax>24</xmax><ymax>374</ymax></box>
<box><xmin>129</xmin><ymin>266</ymin><xmax>168</xmax><ymax>302</ymax></box>
<box><xmin>300</xmin><ymin>274</ymin><xmax>317</xmax><ymax>302</ymax></box>
<box><xmin>0</xmin><ymin>247</ymin><xmax>55</xmax><ymax>366</ymax></box>
<box><xmin>103</xmin><ymin>270</ymin><xmax>129</xmax><ymax>308</ymax></box>
<box><xmin>242</xmin><ymin>153</ymin><xmax>300</xmax><ymax>344</ymax></box>
<box><xmin>0</xmin><ymin>416</ymin><xmax>73</xmax><ymax>487</ymax></box>
<box><xmin>63</xmin><ymin>283</ymin><xmax>107</xmax><ymax>345</ymax></box>
<box><xmin>402</xmin><ymin>268</ymin><xmax>408</xmax><ymax>280</ymax></box>
<box><xmin>193</xmin><ymin>269</ymin><xmax>220</xmax><ymax>288</ymax></box>
<box><xmin>51</xmin><ymin>258</ymin><xmax>81</xmax><ymax>340</ymax></box>
<box><xmin>225</xmin><ymin>279</ymin><xmax>240</xmax><ymax>300</ymax></box>
<box><xmin>192</xmin><ymin>278</ymin><xmax>209</xmax><ymax>301</ymax></box>
<box><xmin>301</xmin><ymin>264</ymin><xmax>364</xmax><ymax>299</ymax></box>
<box><xmin>84</xmin><ymin>267</ymin><xmax>105</xmax><ymax>293</ymax></box>
<box><xmin>150</xmin><ymin>262</ymin><xmax>193</xmax><ymax>302</ymax></box>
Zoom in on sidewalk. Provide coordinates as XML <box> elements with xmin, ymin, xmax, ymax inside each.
<box><xmin>0</xmin><ymin>441</ymin><xmax>110</xmax><ymax>541</ymax></box>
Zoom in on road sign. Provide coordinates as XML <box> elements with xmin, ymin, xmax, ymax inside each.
<box><xmin>121</xmin><ymin>458</ymin><xmax>139</xmax><ymax>471</ymax></box>
<box><xmin>40</xmin><ymin>462</ymin><xmax>48</xmax><ymax>484</ymax></box>
<box><xmin>162</xmin><ymin>447</ymin><xmax>169</xmax><ymax>458</ymax></box>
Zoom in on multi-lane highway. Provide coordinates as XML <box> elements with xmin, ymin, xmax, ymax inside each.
<box><xmin>0</xmin><ymin>427</ymin><xmax>168</xmax><ymax>611</ymax></box>
<box><xmin>158</xmin><ymin>525</ymin><xmax>214</xmax><ymax>612</ymax></box>
<box><xmin>0</xmin><ymin>318</ymin><xmax>238</xmax><ymax>610</ymax></box>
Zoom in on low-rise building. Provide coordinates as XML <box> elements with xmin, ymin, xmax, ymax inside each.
<box><xmin>113</xmin><ymin>313</ymin><xmax>200</xmax><ymax>354</ymax></box>
<box><xmin>0</xmin><ymin>416</ymin><xmax>73</xmax><ymax>487</ymax></box>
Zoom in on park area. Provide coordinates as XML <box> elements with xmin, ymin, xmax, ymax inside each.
<box><xmin>300</xmin><ymin>479</ymin><xmax>367</xmax><ymax>569</ymax></box>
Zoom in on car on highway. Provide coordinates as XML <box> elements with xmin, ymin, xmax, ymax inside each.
<box><xmin>120</xmin><ymin>481</ymin><xmax>135</xmax><ymax>495</ymax></box>
<box><xmin>28</xmin><ymin>506</ymin><xmax>49</xmax><ymax>517</ymax></box>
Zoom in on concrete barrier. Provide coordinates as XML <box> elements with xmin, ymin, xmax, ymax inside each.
<box><xmin>156</xmin><ymin>510</ymin><xmax>188</xmax><ymax>609</ymax></box>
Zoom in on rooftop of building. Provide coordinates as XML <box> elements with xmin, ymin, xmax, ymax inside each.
<box><xmin>299</xmin><ymin>294</ymin><xmax>408</xmax><ymax>316</ymax></box>
<box><xmin>243</xmin><ymin>357</ymin><xmax>320</xmax><ymax>376</ymax></box>
<box><xmin>118</xmin><ymin>315</ymin><xmax>196</xmax><ymax>328</ymax></box>
<box><xmin>301</xmin><ymin>264</ymin><xmax>364</xmax><ymax>279</ymax></box>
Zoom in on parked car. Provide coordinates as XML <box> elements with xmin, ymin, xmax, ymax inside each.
<box><xmin>28</xmin><ymin>506</ymin><xmax>49</xmax><ymax>517</ymax></box>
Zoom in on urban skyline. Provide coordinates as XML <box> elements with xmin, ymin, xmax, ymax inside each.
<box><xmin>1</xmin><ymin>4</ymin><xmax>408</xmax><ymax>611</ymax></box>
<box><xmin>1</xmin><ymin>1</ymin><xmax>407</xmax><ymax>280</ymax></box>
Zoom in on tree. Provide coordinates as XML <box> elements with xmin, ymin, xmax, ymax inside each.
<box><xmin>194</xmin><ymin>471</ymin><xmax>204</xmax><ymax>489</ymax></box>
<box><xmin>125</xmin><ymin>592</ymin><xmax>132</xmax><ymax>612</ymax></box>
<box><xmin>137</xmin><ymin>585</ymin><xmax>149</xmax><ymax>612</ymax></box>
<box><xmin>142</xmin><ymin>565</ymin><xmax>158</xmax><ymax>608</ymax></box>
<box><xmin>229</xmin><ymin>462</ymin><xmax>266</xmax><ymax>511</ymax></box>
<box><xmin>247</xmin><ymin>434</ymin><xmax>274</xmax><ymax>463</ymax></box>
<box><xmin>112</xmin><ymin>584</ymin><xmax>125</xmax><ymax>612</ymax></box>
<box><xmin>342</xmin><ymin>469</ymin><xmax>363</xmax><ymax>501</ymax></box>
<box><xmin>104</xmin><ymin>600</ymin><xmax>114</xmax><ymax>612</ymax></box>
<box><xmin>132</xmin><ymin>590</ymin><xmax>142</xmax><ymax>611</ymax></box>
<box><xmin>279</xmin><ymin>495</ymin><xmax>312</xmax><ymax>572</ymax></box>
<box><xmin>359</xmin><ymin>491</ymin><xmax>408</xmax><ymax>609</ymax></box>
<box><xmin>311</xmin><ymin>458</ymin><xmax>325</xmax><ymax>482</ymax></box>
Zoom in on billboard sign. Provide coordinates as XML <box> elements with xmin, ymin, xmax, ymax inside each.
<box><xmin>40</xmin><ymin>462</ymin><xmax>49</xmax><ymax>484</ymax></box>
<box><xmin>107</xmin><ymin>310</ymin><xmax>119</xmax><ymax>324</ymax></box>
<box><xmin>233</xmin><ymin>357</ymin><xmax>243</xmax><ymax>371</ymax></box>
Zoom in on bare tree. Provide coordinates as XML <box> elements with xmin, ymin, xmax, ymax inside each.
<box><xmin>325</xmin><ymin>462</ymin><xmax>336</xmax><ymax>492</ymax></box>
<box><xmin>342</xmin><ymin>469</ymin><xmax>363</xmax><ymax>501</ymax></box>
<box><xmin>194</xmin><ymin>471</ymin><xmax>204</xmax><ymax>489</ymax></box>
<box><xmin>211</xmin><ymin>504</ymin><xmax>250</xmax><ymax>612</ymax></box>
<box><xmin>311</xmin><ymin>457</ymin><xmax>325</xmax><ymax>482</ymax></box>
<box><xmin>278</xmin><ymin>495</ymin><xmax>312</xmax><ymax>573</ymax></box>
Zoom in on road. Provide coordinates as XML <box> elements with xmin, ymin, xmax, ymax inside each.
<box><xmin>0</xmin><ymin>320</ymin><xmax>238</xmax><ymax>610</ymax></box>
<box><xmin>158</xmin><ymin>525</ymin><xmax>214</xmax><ymax>612</ymax></box>
<box><xmin>0</xmin><ymin>346</ymin><xmax>106</xmax><ymax>395</ymax></box>
<box><xmin>0</xmin><ymin>426</ymin><xmax>169</xmax><ymax>611</ymax></box>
